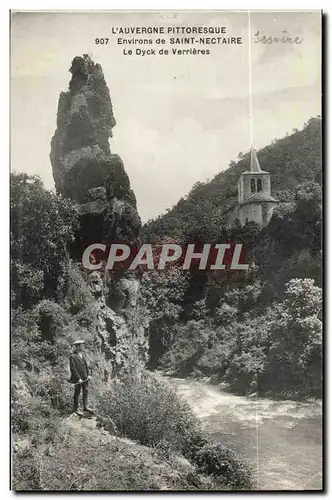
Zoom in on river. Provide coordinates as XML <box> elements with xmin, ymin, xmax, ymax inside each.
<box><xmin>158</xmin><ymin>374</ymin><xmax>323</xmax><ymax>491</ymax></box>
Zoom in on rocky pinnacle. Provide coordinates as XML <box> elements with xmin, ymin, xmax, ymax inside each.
<box><xmin>50</xmin><ymin>54</ymin><xmax>141</xmax><ymax>252</ymax></box>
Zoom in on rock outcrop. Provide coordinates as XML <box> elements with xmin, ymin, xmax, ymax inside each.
<box><xmin>87</xmin><ymin>267</ymin><xmax>149</xmax><ymax>377</ymax></box>
<box><xmin>50</xmin><ymin>54</ymin><xmax>141</xmax><ymax>254</ymax></box>
<box><xmin>50</xmin><ymin>55</ymin><xmax>147</xmax><ymax>374</ymax></box>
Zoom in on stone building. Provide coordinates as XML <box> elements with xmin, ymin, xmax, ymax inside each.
<box><xmin>227</xmin><ymin>148</ymin><xmax>279</xmax><ymax>228</ymax></box>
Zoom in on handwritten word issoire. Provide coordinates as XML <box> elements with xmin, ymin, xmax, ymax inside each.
<box><xmin>254</xmin><ymin>30</ymin><xmax>304</xmax><ymax>45</ymax></box>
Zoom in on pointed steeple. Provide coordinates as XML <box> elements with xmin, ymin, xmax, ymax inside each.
<box><xmin>250</xmin><ymin>147</ymin><xmax>261</xmax><ymax>173</ymax></box>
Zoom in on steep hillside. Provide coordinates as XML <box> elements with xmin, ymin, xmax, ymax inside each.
<box><xmin>140</xmin><ymin>119</ymin><xmax>322</xmax><ymax>398</ymax></box>
<box><xmin>143</xmin><ymin>117</ymin><xmax>321</xmax><ymax>242</ymax></box>
<box><xmin>13</xmin><ymin>406</ymin><xmax>215</xmax><ymax>491</ymax></box>
<box><xmin>11</xmin><ymin>55</ymin><xmax>253</xmax><ymax>492</ymax></box>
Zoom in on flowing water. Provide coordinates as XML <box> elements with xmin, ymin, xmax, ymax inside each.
<box><xmin>159</xmin><ymin>375</ymin><xmax>323</xmax><ymax>491</ymax></box>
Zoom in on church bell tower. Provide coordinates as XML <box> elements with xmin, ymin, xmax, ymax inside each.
<box><xmin>232</xmin><ymin>147</ymin><xmax>279</xmax><ymax>228</ymax></box>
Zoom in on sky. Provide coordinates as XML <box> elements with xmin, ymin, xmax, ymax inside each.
<box><xmin>11</xmin><ymin>10</ymin><xmax>321</xmax><ymax>221</ymax></box>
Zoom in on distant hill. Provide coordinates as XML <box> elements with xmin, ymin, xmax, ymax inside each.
<box><xmin>143</xmin><ymin>117</ymin><xmax>321</xmax><ymax>241</ymax></box>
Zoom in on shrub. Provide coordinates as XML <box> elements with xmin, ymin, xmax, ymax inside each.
<box><xmin>11</xmin><ymin>308</ymin><xmax>59</xmax><ymax>370</ymax></box>
<box><xmin>265</xmin><ymin>278</ymin><xmax>322</xmax><ymax>396</ymax></box>
<box><xmin>32</xmin><ymin>362</ymin><xmax>73</xmax><ymax>415</ymax></box>
<box><xmin>74</xmin><ymin>302</ymin><xmax>98</xmax><ymax>328</ymax></box>
<box><xmin>12</xmin><ymin>447</ymin><xmax>42</xmax><ymax>491</ymax></box>
<box><xmin>160</xmin><ymin>320</ymin><xmax>213</xmax><ymax>376</ymax></box>
<box><xmin>96</xmin><ymin>372</ymin><xmax>252</xmax><ymax>490</ymax></box>
<box><xmin>96</xmin><ymin>372</ymin><xmax>200</xmax><ymax>455</ymax></box>
<box><xmin>12</xmin><ymin>403</ymin><xmax>63</xmax><ymax>491</ymax></box>
<box><xmin>194</xmin><ymin>442</ymin><xmax>253</xmax><ymax>490</ymax></box>
<box><xmin>12</xmin><ymin>392</ymin><xmax>54</xmax><ymax>436</ymax></box>
<box><xmin>12</xmin><ymin>399</ymin><xmax>32</xmax><ymax>435</ymax></box>
<box><xmin>65</xmin><ymin>264</ymin><xmax>94</xmax><ymax>314</ymax></box>
<box><xmin>18</xmin><ymin>357</ymin><xmax>73</xmax><ymax>416</ymax></box>
<box><xmin>225</xmin><ymin>348</ymin><xmax>267</xmax><ymax>394</ymax></box>
<box><xmin>11</xmin><ymin>261</ymin><xmax>44</xmax><ymax>309</ymax></box>
<box><xmin>35</xmin><ymin>300</ymin><xmax>69</xmax><ymax>343</ymax></box>
<box><xmin>10</xmin><ymin>172</ymin><xmax>78</xmax><ymax>303</ymax></box>
<box><xmin>12</xmin><ymin>337</ymin><xmax>59</xmax><ymax>371</ymax></box>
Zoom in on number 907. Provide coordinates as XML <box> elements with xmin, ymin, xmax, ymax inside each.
<box><xmin>95</xmin><ymin>38</ymin><xmax>109</xmax><ymax>45</ymax></box>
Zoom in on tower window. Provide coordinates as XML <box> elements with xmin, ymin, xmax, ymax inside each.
<box><xmin>250</xmin><ymin>178</ymin><xmax>256</xmax><ymax>193</ymax></box>
<box><xmin>257</xmin><ymin>178</ymin><xmax>262</xmax><ymax>192</ymax></box>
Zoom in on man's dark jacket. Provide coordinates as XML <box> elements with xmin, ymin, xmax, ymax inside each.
<box><xmin>69</xmin><ymin>352</ymin><xmax>91</xmax><ymax>384</ymax></box>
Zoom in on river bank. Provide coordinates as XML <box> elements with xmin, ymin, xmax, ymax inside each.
<box><xmin>156</xmin><ymin>373</ymin><xmax>323</xmax><ymax>491</ymax></box>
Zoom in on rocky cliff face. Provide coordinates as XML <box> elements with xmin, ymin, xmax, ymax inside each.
<box><xmin>50</xmin><ymin>54</ymin><xmax>141</xmax><ymax>253</ymax></box>
<box><xmin>50</xmin><ymin>55</ymin><xmax>147</xmax><ymax>374</ymax></box>
<box><xmin>87</xmin><ymin>267</ymin><xmax>149</xmax><ymax>377</ymax></box>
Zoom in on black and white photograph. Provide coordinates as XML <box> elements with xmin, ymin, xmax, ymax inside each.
<box><xmin>10</xmin><ymin>9</ymin><xmax>322</xmax><ymax>491</ymax></box>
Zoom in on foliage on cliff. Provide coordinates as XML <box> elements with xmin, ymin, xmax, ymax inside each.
<box><xmin>11</xmin><ymin>173</ymin><xmax>79</xmax><ymax>308</ymax></box>
<box><xmin>142</xmin><ymin>119</ymin><xmax>322</xmax><ymax>398</ymax></box>
<box><xmin>11</xmin><ymin>174</ymin><xmax>251</xmax><ymax>491</ymax></box>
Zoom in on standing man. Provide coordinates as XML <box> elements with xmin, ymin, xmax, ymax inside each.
<box><xmin>69</xmin><ymin>340</ymin><xmax>94</xmax><ymax>415</ymax></box>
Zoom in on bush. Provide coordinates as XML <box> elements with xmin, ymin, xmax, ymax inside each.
<box><xmin>12</xmin><ymin>391</ymin><xmax>55</xmax><ymax>436</ymax></box>
<box><xmin>12</xmin><ymin>447</ymin><xmax>42</xmax><ymax>491</ymax></box>
<box><xmin>11</xmin><ymin>261</ymin><xmax>44</xmax><ymax>309</ymax></box>
<box><xmin>10</xmin><ymin>172</ymin><xmax>78</xmax><ymax>304</ymax></box>
<box><xmin>194</xmin><ymin>442</ymin><xmax>252</xmax><ymax>490</ymax></box>
<box><xmin>12</xmin><ymin>400</ymin><xmax>63</xmax><ymax>491</ymax></box>
<box><xmin>30</xmin><ymin>362</ymin><xmax>74</xmax><ymax>415</ymax></box>
<box><xmin>35</xmin><ymin>300</ymin><xmax>69</xmax><ymax>342</ymax></box>
<box><xmin>264</xmin><ymin>278</ymin><xmax>322</xmax><ymax>396</ymax></box>
<box><xmin>11</xmin><ymin>308</ymin><xmax>59</xmax><ymax>370</ymax></box>
<box><xmin>225</xmin><ymin>348</ymin><xmax>267</xmax><ymax>395</ymax></box>
<box><xmin>160</xmin><ymin>320</ymin><xmax>213</xmax><ymax>377</ymax></box>
<box><xmin>96</xmin><ymin>372</ymin><xmax>200</xmax><ymax>455</ymax></box>
<box><xmin>64</xmin><ymin>264</ymin><xmax>94</xmax><ymax>314</ymax></box>
<box><xmin>74</xmin><ymin>302</ymin><xmax>98</xmax><ymax>328</ymax></box>
<box><xmin>96</xmin><ymin>372</ymin><xmax>252</xmax><ymax>490</ymax></box>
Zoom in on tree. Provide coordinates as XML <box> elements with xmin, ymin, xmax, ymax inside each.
<box><xmin>11</xmin><ymin>173</ymin><xmax>79</xmax><ymax>307</ymax></box>
<box><xmin>266</xmin><ymin>278</ymin><xmax>322</xmax><ymax>396</ymax></box>
<box><xmin>140</xmin><ymin>239</ymin><xmax>189</xmax><ymax>368</ymax></box>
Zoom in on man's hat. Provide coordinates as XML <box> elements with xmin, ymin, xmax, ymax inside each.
<box><xmin>73</xmin><ymin>340</ymin><xmax>85</xmax><ymax>346</ymax></box>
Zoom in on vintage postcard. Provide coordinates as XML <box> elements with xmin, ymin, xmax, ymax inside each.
<box><xmin>11</xmin><ymin>10</ymin><xmax>322</xmax><ymax>491</ymax></box>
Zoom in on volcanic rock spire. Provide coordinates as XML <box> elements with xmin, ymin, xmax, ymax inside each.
<box><xmin>50</xmin><ymin>54</ymin><xmax>141</xmax><ymax>254</ymax></box>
